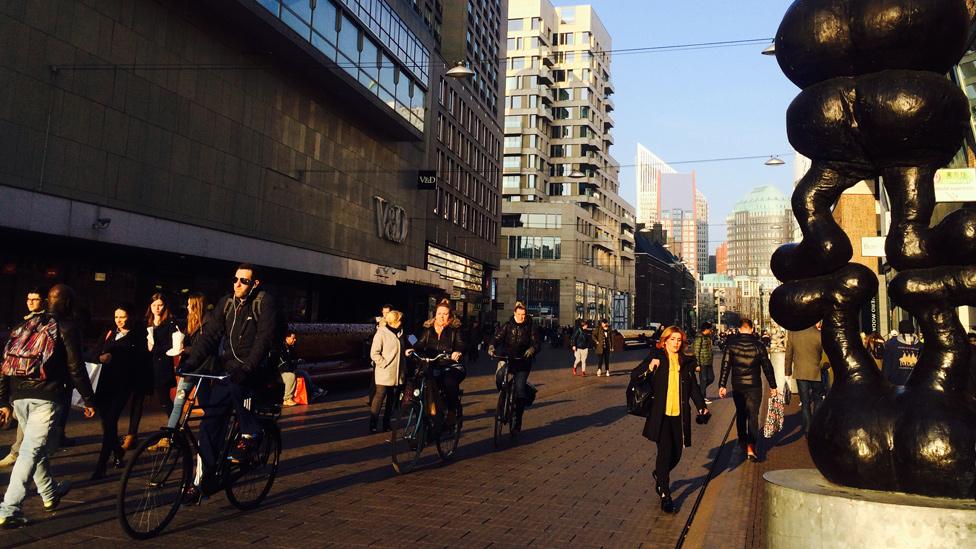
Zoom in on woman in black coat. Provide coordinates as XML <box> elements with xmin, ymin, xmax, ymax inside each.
<box><xmin>640</xmin><ymin>326</ymin><xmax>708</xmax><ymax>513</ymax></box>
<box><xmin>93</xmin><ymin>304</ymin><xmax>148</xmax><ymax>479</ymax></box>
<box><xmin>409</xmin><ymin>299</ymin><xmax>465</xmax><ymax>430</ymax></box>
<box><xmin>145</xmin><ymin>292</ymin><xmax>178</xmax><ymax>418</ymax></box>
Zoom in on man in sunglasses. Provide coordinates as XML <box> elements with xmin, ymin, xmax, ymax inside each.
<box><xmin>180</xmin><ymin>263</ymin><xmax>280</xmax><ymax>499</ymax></box>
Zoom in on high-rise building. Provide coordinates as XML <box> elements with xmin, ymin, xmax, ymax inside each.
<box><xmin>657</xmin><ymin>173</ymin><xmax>707</xmax><ymax>278</ymax></box>
<box><xmin>716</xmin><ymin>242</ymin><xmax>729</xmax><ymax>274</ymax></box>
<box><xmin>499</xmin><ymin>0</ymin><xmax>635</xmax><ymax>328</ymax></box>
<box><xmin>726</xmin><ymin>186</ymin><xmax>792</xmax><ymax>278</ymax></box>
<box><xmin>0</xmin><ymin>0</ymin><xmax>507</xmax><ymax>328</ymax></box>
<box><xmin>635</xmin><ymin>143</ymin><xmax>676</xmax><ymax>226</ymax></box>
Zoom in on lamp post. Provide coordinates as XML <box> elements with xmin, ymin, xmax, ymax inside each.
<box><xmin>519</xmin><ymin>262</ymin><xmax>531</xmax><ymax>315</ymax></box>
<box><xmin>758</xmin><ymin>284</ymin><xmax>765</xmax><ymax>331</ymax></box>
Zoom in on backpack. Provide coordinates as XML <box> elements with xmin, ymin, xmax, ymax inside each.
<box><xmin>2</xmin><ymin>315</ymin><xmax>59</xmax><ymax>379</ymax></box>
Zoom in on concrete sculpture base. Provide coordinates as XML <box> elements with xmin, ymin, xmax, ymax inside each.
<box><xmin>764</xmin><ymin>469</ymin><xmax>976</xmax><ymax>548</ymax></box>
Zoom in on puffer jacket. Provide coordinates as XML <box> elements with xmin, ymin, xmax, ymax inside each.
<box><xmin>492</xmin><ymin>316</ymin><xmax>541</xmax><ymax>370</ymax></box>
<box><xmin>719</xmin><ymin>332</ymin><xmax>777</xmax><ymax>390</ymax></box>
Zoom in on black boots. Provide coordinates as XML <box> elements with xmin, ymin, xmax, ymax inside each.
<box><xmin>653</xmin><ymin>470</ymin><xmax>675</xmax><ymax>513</ymax></box>
<box><xmin>369</xmin><ymin>415</ymin><xmax>378</xmax><ymax>434</ymax></box>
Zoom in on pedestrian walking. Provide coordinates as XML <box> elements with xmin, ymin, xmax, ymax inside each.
<box><xmin>882</xmin><ymin>319</ymin><xmax>921</xmax><ymax>386</ymax></box>
<box><xmin>718</xmin><ymin>318</ymin><xmax>778</xmax><ymax>462</ymax></box>
<box><xmin>593</xmin><ymin>319</ymin><xmax>614</xmax><ymax>377</ymax></box>
<box><xmin>641</xmin><ymin>326</ymin><xmax>708</xmax><ymax>514</ymax></box>
<box><xmin>92</xmin><ymin>303</ymin><xmax>147</xmax><ymax>480</ymax></box>
<box><xmin>784</xmin><ymin>323</ymin><xmax>824</xmax><ymax>438</ymax></box>
<box><xmin>368</xmin><ymin>310</ymin><xmax>406</xmax><ymax>433</ymax></box>
<box><xmin>0</xmin><ymin>284</ymin><xmax>96</xmax><ymax>528</ymax></box>
<box><xmin>367</xmin><ymin>304</ymin><xmax>393</xmax><ymax>407</ymax></box>
<box><xmin>691</xmin><ymin>322</ymin><xmax>715</xmax><ymax>403</ymax></box>
<box><xmin>0</xmin><ymin>289</ymin><xmax>46</xmax><ymax>469</ymax></box>
<box><xmin>570</xmin><ymin>320</ymin><xmax>592</xmax><ymax>376</ymax></box>
<box><xmin>145</xmin><ymin>293</ymin><xmax>178</xmax><ymax>420</ymax></box>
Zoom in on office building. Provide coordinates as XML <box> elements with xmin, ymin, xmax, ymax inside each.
<box><xmin>635</xmin><ymin>143</ymin><xmax>676</xmax><ymax>226</ymax></box>
<box><xmin>498</xmin><ymin>0</ymin><xmax>635</xmax><ymax>328</ymax></box>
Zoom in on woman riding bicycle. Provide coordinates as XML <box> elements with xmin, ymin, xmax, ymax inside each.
<box><xmin>488</xmin><ymin>302</ymin><xmax>541</xmax><ymax>433</ymax></box>
<box><xmin>408</xmin><ymin>299</ymin><xmax>465</xmax><ymax>431</ymax></box>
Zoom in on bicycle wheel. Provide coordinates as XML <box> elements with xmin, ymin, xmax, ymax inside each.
<box><xmin>391</xmin><ymin>399</ymin><xmax>426</xmax><ymax>474</ymax></box>
<box><xmin>436</xmin><ymin>400</ymin><xmax>462</xmax><ymax>460</ymax></box>
<box><xmin>117</xmin><ymin>430</ymin><xmax>191</xmax><ymax>540</ymax></box>
<box><xmin>493</xmin><ymin>388</ymin><xmax>508</xmax><ymax>449</ymax></box>
<box><xmin>225</xmin><ymin>421</ymin><xmax>281</xmax><ymax>510</ymax></box>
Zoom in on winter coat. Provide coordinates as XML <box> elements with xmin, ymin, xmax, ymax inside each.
<box><xmin>719</xmin><ymin>332</ymin><xmax>777</xmax><ymax>390</ymax></box>
<box><xmin>594</xmin><ymin>326</ymin><xmax>614</xmax><ymax>355</ymax></box>
<box><xmin>97</xmin><ymin>327</ymin><xmax>149</xmax><ymax>400</ymax></box>
<box><xmin>784</xmin><ymin>327</ymin><xmax>823</xmax><ymax>381</ymax></box>
<box><xmin>148</xmin><ymin>318</ymin><xmax>179</xmax><ymax>390</ymax></box>
<box><xmin>414</xmin><ymin>317</ymin><xmax>466</xmax><ymax>359</ymax></box>
<box><xmin>371</xmin><ymin>325</ymin><xmax>405</xmax><ymax>387</ymax></box>
<box><xmin>571</xmin><ymin>327</ymin><xmax>592</xmax><ymax>350</ymax></box>
<box><xmin>492</xmin><ymin>316</ymin><xmax>541</xmax><ymax>371</ymax></box>
<box><xmin>641</xmin><ymin>348</ymin><xmax>707</xmax><ymax>447</ymax></box>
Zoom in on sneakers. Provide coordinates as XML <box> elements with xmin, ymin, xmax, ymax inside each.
<box><xmin>147</xmin><ymin>437</ymin><xmax>170</xmax><ymax>452</ymax></box>
<box><xmin>282</xmin><ymin>399</ymin><xmax>298</xmax><ymax>407</ymax></box>
<box><xmin>581</xmin><ymin>370</ymin><xmax>587</xmax><ymax>377</ymax></box>
<box><xmin>0</xmin><ymin>514</ymin><xmax>27</xmax><ymax>529</ymax></box>
<box><xmin>704</xmin><ymin>398</ymin><xmax>713</xmax><ymax>405</ymax></box>
<box><xmin>572</xmin><ymin>367</ymin><xmax>578</xmax><ymax>376</ymax></box>
<box><xmin>596</xmin><ymin>369</ymin><xmax>603</xmax><ymax>377</ymax></box>
<box><xmin>311</xmin><ymin>388</ymin><xmax>328</xmax><ymax>402</ymax></box>
<box><xmin>0</xmin><ymin>452</ymin><xmax>17</xmax><ymax>468</ymax></box>
<box><xmin>228</xmin><ymin>435</ymin><xmax>259</xmax><ymax>464</ymax></box>
<box><xmin>181</xmin><ymin>485</ymin><xmax>203</xmax><ymax>506</ymax></box>
<box><xmin>43</xmin><ymin>481</ymin><xmax>71</xmax><ymax>513</ymax></box>
<box><xmin>605</xmin><ymin>369</ymin><xmax>611</xmax><ymax>377</ymax></box>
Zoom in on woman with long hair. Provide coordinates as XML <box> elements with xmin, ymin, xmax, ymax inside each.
<box><xmin>166</xmin><ymin>293</ymin><xmax>213</xmax><ymax>429</ymax></box>
<box><xmin>641</xmin><ymin>326</ymin><xmax>708</xmax><ymax>513</ymax></box>
<box><xmin>368</xmin><ymin>310</ymin><xmax>406</xmax><ymax>433</ymax></box>
<box><xmin>145</xmin><ymin>293</ymin><xmax>178</xmax><ymax>425</ymax></box>
<box><xmin>93</xmin><ymin>304</ymin><xmax>147</xmax><ymax>479</ymax></box>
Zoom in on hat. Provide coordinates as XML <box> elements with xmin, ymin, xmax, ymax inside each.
<box><xmin>165</xmin><ymin>330</ymin><xmax>185</xmax><ymax>357</ymax></box>
<box><xmin>898</xmin><ymin>319</ymin><xmax>915</xmax><ymax>335</ymax></box>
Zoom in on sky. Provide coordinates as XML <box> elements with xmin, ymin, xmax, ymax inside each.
<box><xmin>551</xmin><ymin>0</ymin><xmax>801</xmax><ymax>253</ymax></box>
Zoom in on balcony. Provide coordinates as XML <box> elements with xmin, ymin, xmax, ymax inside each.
<box><xmin>604</xmin><ymin>80</ymin><xmax>615</xmax><ymax>95</ymax></box>
<box><xmin>605</xmin><ymin>97</ymin><xmax>614</xmax><ymax>113</ymax></box>
<box><xmin>603</xmin><ymin>132</ymin><xmax>614</xmax><ymax>145</ymax></box>
<box><xmin>541</xmin><ymin>46</ymin><xmax>554</xmax><ymax>66</ymax></box>
<box><xmin>537</xmin><ymin>67</ymin><xmax>553</xmax><ymax>85</ymax></box>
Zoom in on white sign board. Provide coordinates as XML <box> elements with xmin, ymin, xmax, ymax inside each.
<box><xmin>861</xmin><ymin>236</ymin><xmax>886</xmax><ymax>257</ymax></box>
<box><xmin>934</xmin><ymin>168</ymin><xmax>976</xmax><ymax>202</ymax></box>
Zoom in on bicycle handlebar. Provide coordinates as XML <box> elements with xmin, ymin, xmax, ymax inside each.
<box><xmin>180</xmin><ymin>372</ymin><xmax>230</xmax><ymax>380</ymax></box>
<box><xmin>407</xmin><ymin>352</ymin><xmax>450</xmax><ymax>363</ymax></box>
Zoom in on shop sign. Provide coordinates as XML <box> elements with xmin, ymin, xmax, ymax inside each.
<box><xmin>373</xmin><ymin>195</ymin><xmax>408</xmax><ymax>243</ymax></box>
<box><xmin>417</xmin><ymin>170</ymin><xmax>437</xmax><ymax>190</ymax></box>
<box><xmin>861</xmin><ymin>236</ymin><xmax>886</xmax><ymax>257</ymax></box>
<box><xmin>934</xmin><ymin>168</ymin><xmax>976</xmax><ymax>202</ymax></box>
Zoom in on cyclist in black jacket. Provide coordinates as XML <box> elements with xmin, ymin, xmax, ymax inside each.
<box><xmin>181</xmin><ymin>263</ymin><xmax>280</xmax><ymax>489</ymax></box>
<box><xmin>408</xmin><ymin>299</ymin><xmax>466</xmax><ymax>431</ymax></box>
<box><xmin>489</xmin><ymin>302</ymin><xmax>541</xmax><ymax>433</ymax></box>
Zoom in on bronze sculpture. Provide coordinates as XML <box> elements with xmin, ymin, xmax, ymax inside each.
<box><xmin>769</xmin><ymin>0</ymin><xmax>976</xmax><ymax>498</ymax></box>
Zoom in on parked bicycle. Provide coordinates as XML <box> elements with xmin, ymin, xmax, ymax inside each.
<box><xmin>491</xmin><ymin>354</ymin><xmax>521</xmax><ymax>449</ymax></box>
<box><xmin>390</xmin><ymin>352</ymin><xmax>463</xmax><ymax>474</ymax></box>
<box><xmin>116</xmin><ymin>373</ymin><xmax>282</xmax><ymax>539</ymax></box>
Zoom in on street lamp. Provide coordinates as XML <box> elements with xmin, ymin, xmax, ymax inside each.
<box><xmin>446</xmin><ymin>61</ymin><xmax>474</xmax><ymax>80</ymax></box>
<box><xmin>758</xmin><ymin>284</ymin><xmax>765</xmax><ymax>331</ymax></box>
<box><xmin>761</xmin><ymin>43</ymin><xmax>776</xmax><ymax>56</ymax></box>
<box><xmin>764</xmin><ymin>156</ymin><xmax>786</xmax><ymax>166</ymax></box>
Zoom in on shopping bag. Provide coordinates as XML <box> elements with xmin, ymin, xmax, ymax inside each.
<box><xmin>763</xmin><ymin>391</ymin><xmax>786</xmax><ymax>438</ymax></box>
<box><xmin>294</xmin><ymin>376</ymin><xmax>309</xmax><ymax>405</ymax></box>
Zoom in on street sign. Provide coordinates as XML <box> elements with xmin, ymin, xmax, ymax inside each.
<box><xmin>861</xmin><ymin>236</ymin><xmax>886</xmax><ymax>257</ymax></box>
<box><xmin>934</xmin><ymin>168</ymin><xmax>976</xmax><ymax>202</ymax></box>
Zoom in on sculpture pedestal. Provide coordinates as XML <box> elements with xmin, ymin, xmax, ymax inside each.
<box><xmin>764</xmin><ymin>469</ymin><xmax>976</xmax><ymax>548</ymax></box>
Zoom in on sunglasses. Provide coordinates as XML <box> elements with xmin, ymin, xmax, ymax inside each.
<box><xmin>233</xmin><ymin>277</ymin><xmax>253</xmax><ymax>285</ymax></box>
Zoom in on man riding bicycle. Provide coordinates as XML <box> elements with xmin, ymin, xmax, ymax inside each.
<box><xmin>180</xmin><ymin>263</ymin><xmax>281</xmax><ymax>499</ymax></box>
<box><xmin>407</xmin><ymin>299</ymin><xmax>465</xmax><ymax>432</ymax></box>
<box><xmin>489</xmin><ymin>302</ymin><xmax>541</xmax><ymax>433</ymax></box>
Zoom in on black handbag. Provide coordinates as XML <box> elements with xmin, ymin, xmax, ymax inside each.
<box><xmin>626</xmin><ymin>363</ymin><xmax>655</xmax><ymax>417</ymax></box>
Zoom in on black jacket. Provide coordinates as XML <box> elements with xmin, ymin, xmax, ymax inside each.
<box><xmin>149</xmin><ymin>318</ymin><xmax>179</xmax><ymax>389</ymax></box>
<box><xmin>571</xmin><ymin>327</ymin><xmax>592</xmax><ymax>349</ymax></box>
<box><xmin>0</xmin><ymin>313</ymin><xmax>96</xmax><ymax>408</ymax></box>
<box><xmin>414</xmin><ymin>318</ymin><xmax>466</xmax><ymax>359</ymax></box>
<box><xmin>97</xmin><ymin>327</ymin><xmax>149</xmax><ymax>399</ymax></box>
<box><xmin>641</xmin><ymin>348</ymin><xmax>706</xmax><ymax>447</ymax></box>
<box><xmin>276</xmin><ymin>345</ymin><xmax>299</xmax><ymax>374</ymax></box>
<box><xmin>184</xmin><ymin>291</ymin><xmax>279</xmax><ymax>383</ymax></box>
<box><xmin>719</xmin><ymin>332</ymin><xmax>777</xmax><ymax>390</ymax></box>
<box><xmin>492</xmin><ymin>316</ymin><xmax>541</xmax><ymax>369</ymax></box>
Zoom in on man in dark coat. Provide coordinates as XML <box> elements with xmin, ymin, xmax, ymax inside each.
<box><xmin>489</xmin><ymin>302</ymin><xmax>541</xmax><ymax>433</ymax></box>
<box><xmin>719</xmin><ymin>318</ymin><xmax>778</xmax><ymax>462</ymax></box>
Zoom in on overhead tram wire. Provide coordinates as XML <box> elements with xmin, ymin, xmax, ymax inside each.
<box><xmin>50</xmin><ymin>37</ymin><xmax>775</xmax><ymax>73</ymax></box>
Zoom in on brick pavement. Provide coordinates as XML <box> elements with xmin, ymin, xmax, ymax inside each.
<box><xmin>0</xmin><ymin>347</ymin><xmax>814</xmax><ymax>548</ymax></box>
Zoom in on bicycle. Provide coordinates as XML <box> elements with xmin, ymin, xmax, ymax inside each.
<box><xmin>390</xmin><ymin>352</ymin><xmax>464</xmax><ymax>474</ymax></box>
<box><xmin>116</xmin><ymin>373</ymin><xmax>282</xmax><ymax>539</ymax></box>
<box><xmin>491</xmin><ymin>354</ymin><xmax>520</xmax><ymax>449</ymax></box>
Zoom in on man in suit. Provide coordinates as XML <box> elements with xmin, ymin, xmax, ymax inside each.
<box><xmin>785</xmin><ymin>323</ymin><xmax>824</xmax><ymax>437</ymax></box>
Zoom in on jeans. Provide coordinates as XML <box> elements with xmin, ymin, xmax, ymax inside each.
<box><xmin>796</xmin><ymin>380</ymin><xmax>825</xmax><ymax>436</ymax></box>
<box><xmin>166</xmin><ymin>377</ymin><xmax>196</xmax><ymax>429</ymax></box>
<box><xmin>572</xmin><ymin>348</ymin><xmax>589</xmax><ymax>371</ymax></box>
<box><xmin>0</xmin><ymin>399</ymin><xmax>61</xmax><ymax>517</ymax></box>
<box><xmin>731</xmin><ymin>388</ymin><xmax>763</xmax><ymax>447</ymax></box>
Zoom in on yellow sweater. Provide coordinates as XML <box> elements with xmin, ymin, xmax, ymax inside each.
<box><xmin>665</xmin><ymin>352</ymin><xmax>680</xmax><ymax>417</ymax></box>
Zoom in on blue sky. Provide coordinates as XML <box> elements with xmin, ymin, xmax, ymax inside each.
<box><xmin>552</xmin><ymin>0</ymin><xmax>800</xmax><ymax>253</ymax></box>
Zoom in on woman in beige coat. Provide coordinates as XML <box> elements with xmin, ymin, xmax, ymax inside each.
<box><xmin>369</xmin><ymin>310</ymin><xmax>406</xmax><ymax>433</ymax></box>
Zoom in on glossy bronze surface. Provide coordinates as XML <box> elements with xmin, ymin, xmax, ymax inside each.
<box><xmin>771</xmin><ymin>0</ymin><xmax>976</xmax><ymax>499</ymax></box>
